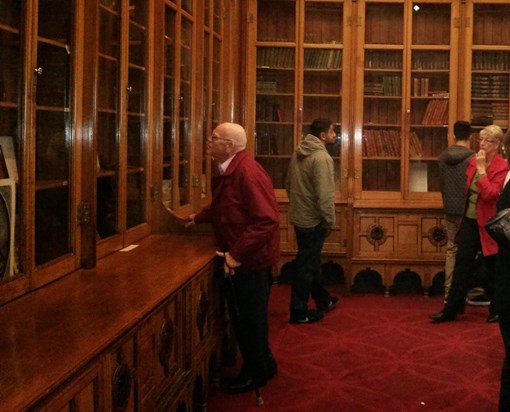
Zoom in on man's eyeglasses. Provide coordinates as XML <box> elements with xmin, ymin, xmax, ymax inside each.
<box><xmin>479</xmin><ymin>137</ymin><xmax>499</xmax><ymax>145</ymax></box>
<box><xmin>210</xmin><ymin>134</ymin><xmax>230</xmax><ymax>142</ymax></box>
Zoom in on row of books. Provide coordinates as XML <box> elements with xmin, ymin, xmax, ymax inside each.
<box><xmin>471</xmin><ymin>101</ymin><xmax>509</xmax><ymax>127</ymax></box>
<box><xmin>472</xmin><ymin>74</ymin><xmax>509</xmax><ymax>98</ymax></box>
<box><xmin>364</xmin><ymin>76</ymin><xmax>402</xmax><ymax>96</ymax></box>
<box><xmin>365</xmin><ymin>50</ymin><xmax>402</xmax><ymax>70</ymax></box>
<box><xmin>362</xmin><ymin>130</ymin><xmax>402</xmax><ymax>157</ymax></box>
<box><xmin>412</xmin><ymin>53</ymin><xmax>449</xmax><ymax>70</ymax></box>
<box><xmin>304</xmin><ymin>49</ymin><xmax>342</xmax><ymax>69</ymax></box>
<box><xmin>257</xmin><ymin>48</ymin><xmax>295</xmax><ymax>69</ymax></box>
<box><xmin>421</xmin><ymin>100</ymin><xmax>449</xmax><ymax>125</ymax></box>
<box><xmin>256</xmin><ymin>100</ymin><xmax>287</xmax><ymax>122</ymax></box>
<box><xmin>473</xmin><ymin>52</ymin><xmax>510</xmax><ymax>71</ymax></box>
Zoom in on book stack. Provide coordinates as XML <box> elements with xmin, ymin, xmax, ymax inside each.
<box><xmin>413</xmin><ymin>78</ymin><xmax>429</xmax><ymax>96</ymax></box>
<box><xmin>362</xmin><ymin>130</ymin><xmax>401</xmax><ymax>157</ymax></box>
<box><xmin>492</xmin><ymin>102</ymin><xmax>509</xmax><ymax>128</ymax></box>
<box><xmin>304</xmin><ymin>49</ymin><xmax>342</xmax><ymax>69</ymax></box>
<box><xmin>365</xmin><ymin>50</ymin><xmax>402</xmax><ymax>69</ymax></box>
<box><xmin>421</xmin><ymin>100</ymin><xmax>448</xmax><ymax>125</ymax></box>
<box><xmin>257</xmin><ymin>48</ymin><xmax>295</xmax><ymax>69</ymax></box>
<box><xmin>256</xmin><ymin>76</ymin><xmax>277</xmax><ymax>93</ymax></box>
<box><xmin>472</xmin><ymin>74</ymin><xmax>509</xmax><ymax>98</ymax></box>
<box><xmin>471</xmin><ymin>101</ymin><xmax>493</xmax><ymax>126</ymax></box>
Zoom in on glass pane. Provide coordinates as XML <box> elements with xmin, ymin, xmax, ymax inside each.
<box><xmin>412</xmin><ymin>3</ymin><xmax>450</xmax><ymax>45</ymax></box>
<box><xmin>179</xmin><ymin>19</ymin><xmax>192</xmax><ymax>206</ymax></box>
<box><xmin>365</xmin><ymin>3</ymin><xmax>403</xmax><ymax>45</ymax></box>
<box><xmin>202</xmin><ymin>32</ymin><xmax>210</xmax><ymax>199</ymax></box>
<box><xmin>97</xmin><ymin>3</ymin><xmax>120</xmax><ymax>241</ymax></box>
<box><xmin>35</xmin><ymin>186</ymin><xmax>70</xmax><ymax>265</ymax></box>
<box><xmin>129</xmin><ymin>23</ymin><xmax>146</xmax><ymax>67</ymax></box>
<box><xmin>257</xmin><ymin>0</ymin><xmax>295</xmax><ymax>42</ymax></box>
<box><xmin>38</xmin><ymin>0</ymin><xmax>72</xmax><ymax>44</ymax></box>
<box><xmin>129</xmin><ymin>0</ymin><xmax>148</xmax><ymax>27</ymax></box>
<box><xmin>473</xmin><ymin>4</ymin><xmax>510</xmax><ymax>46</ymax></box>
<box><xmin>255</xmin><ymin>46</ymin><xmax>295</xmax><ymax>189</ymax></box>
<box><xmin>0</xmin><ymin>31</ymin><xmax>20</xmax><ymax>103</ymax></box>
<box><xmin>212</xmin><ymin>37</ymin><xmax>221</xmax><ymax>124</ymax></box>
<box><xmin>36</xmin><ymin>111</ymin><xmax>70</xmax><ymax>182</ymax></box>
<box><xmin>163</xmin><ymin>6</ymin><xmax>176</xmax><ymax>207</ymax></box>
<box><xmin>99</xmin><ymin>7</ymin><xmax>120</xmax><ymax>58</ymax></box>
<box><xmin>213</xmin><ymin>0</ymin><xmax>221</xmax><ymax>34</ymax></box>
<box><xmin>126</xmin><ymin>172</ymin><xmax>145</xmax><ymax>228</ymax></box>
<box><xmin>304</xmin><ymin>1</ymin><xmax>343</xmax><ymax>44</ymax></box>
<box><xmin>471</xmin><ymin>51</ymin><xmax>509</xmax><ymax>130</ymax></box>
<box><xmin>182</xmin><ymin>0</ymin><xmax>192</xmax><ymax>15</ymax></box>
<box><xmin>36</xmin><ymin>43</ymin><xmax>70</xmax><ymax>108</ymax></box>
<box><xmin>0</xmin><ymin>0</ymin><xmax>22</xmax><ymax>279</ymax></box>
<box><xmin>362</xmin><ymin>49</ymin><xmax>403</xmax><ymax>191</ymax></box>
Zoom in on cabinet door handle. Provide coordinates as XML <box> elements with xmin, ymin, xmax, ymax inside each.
<box><xmin>34</xmin><ymin>67</ymin><xmax>43</xmax><ymax>75</ymax></box>
<box><xmin>126</xmin><ymin>86</ymin><xmax>133</xmax><ymax>93</ymax></box>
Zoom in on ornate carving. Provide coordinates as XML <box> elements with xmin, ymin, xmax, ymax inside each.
<box><xmin>158</xmin><ymin>319</ymin><xmax>174</xmax><ymax>376</ymax></box>
<box><xmin>112</xmin><ymin>362</ymin><xmax>132</xmax><ymax>410</ymax></box>
<box><xmin>428</xmin><ymin>225</ymin><xmax>447</xmax><ymax>246</ymax></box>
<box><xmin>197</xmin><ymin>291</ymin><xmax>209</xmax><ymax>341</ymax></box>
<box><xmin>366</xmin><ymin>223</ymin><xmax>387</xmax><ymax>246</ymax></box>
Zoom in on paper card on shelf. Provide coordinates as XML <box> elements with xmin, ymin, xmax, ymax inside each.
<box><xmin>409</xmin><ymin>162</ymin><xmax>428</xmax><ymax>192</ymax></box>
<box><xmin>120</xmin><ymin>244</ymin><xmax>139</xmax><ymax>252</ymax></box>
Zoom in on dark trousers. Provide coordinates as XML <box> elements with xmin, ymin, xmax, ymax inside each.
<box><xmin>446</xmin><ymin>218</ymin><xmax>496</xmax><ymax>314</ymax></box>
<box><xmin>290</xmin><ymin>224</ymin><xmax>331</xmax><ymax>314</ymax></box>
<box><xmin>224</xmin><ymin>267</ymin><xmax>275</xmax><ymax>386</ymax></box>
<box><xmin>499</xmin><ymin>313</ymin><xmax>510</xmax><ymax>412</ymax></box>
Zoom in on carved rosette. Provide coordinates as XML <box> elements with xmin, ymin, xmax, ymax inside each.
<box><xmin>366</xmin><ymin>223</ymin><xmax>387</xmax><ymax>246</ymax></box>
<box><xmin>428</xmin><ymin>224</ymin><xmax>447</xmax><ymax>247</ymax></box>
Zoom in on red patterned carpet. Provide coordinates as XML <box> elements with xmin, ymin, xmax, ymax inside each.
<box><xmin>207</xmin><ymin>285</ymin><xmax>503</xmax><ymax>412</ymax></box>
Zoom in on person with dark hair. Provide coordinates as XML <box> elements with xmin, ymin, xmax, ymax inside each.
<box><xmin>285</xmin><ymin>118</ymin><xmax>339</xmax><ymax>324</ymax></box>
<box><xmin>187</xmin><ymin>122</ymin><xmax>279</xmax><ymax>393</ymax></box>
<box><xmin>437</xmin><ymin>121</ymin><xmax>475</xmax><ymax>301</ymax></box>
<box><xmin>495</xmin><ymin>130</ymin><xmax>510</xmax><ymax>411</ymax></box>
<box><xmin>431</xmin><ymin>124</ymin><xmax>509</xmax><ymax>323</ymax></box>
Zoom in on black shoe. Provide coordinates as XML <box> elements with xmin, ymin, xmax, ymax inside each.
<box><xmin>430</xmin><ymin>310</ymin><xmax>456</xmax><ymax>323</ymax></box>
<box><xmin>487</xmin><ymin>313</ymin><xmax>499</xmax><ymax>323</ymax></box>
<box><xmin>289</xmin><ymin>309</ymin><xmax>324</xmax><ymax>324</ymax></box>
<box><xmin>317</xmin><ymin>296</ymin><xmax>339</xmax><ymax>313</ymax></box>
<box><xmin>227</xmin><ymin>375</ymin><xmax>258</xmax><ymax>394</ymax></box>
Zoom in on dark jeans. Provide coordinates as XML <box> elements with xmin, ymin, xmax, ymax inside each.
<box><xmin>224</xmin><ymin>267</ymin><xmax>275</xmax><ymax>386</ymax></box>
<box><xmin>446</xmin><ymin>218</ymin><xmax>496</xmax><ymax>314</ymax></box>
<box><xmin>290</xmin><ymin>224</ymin><xmax>331</xmax><ymax>314</ymax></box>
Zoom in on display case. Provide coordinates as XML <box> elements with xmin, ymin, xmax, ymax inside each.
<box><xmin>462</xmin><ymin>1</ymin><xmax>510</xmax><ymax>138</ymax></box>
<box><xmin>248</xmin><ymin>0</ymin><xmax>350</xmax><ymax>194</ymax></box>
<box><xmin>354</xmin><ymin>0</ymin><xmax>457</xmax><ymax>200</ymax></box>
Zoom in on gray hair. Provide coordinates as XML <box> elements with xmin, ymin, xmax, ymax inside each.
<box><xmin>480</xmin><ymin>124</ymin><xmax>504</xmax><ymax>143</ymax></box>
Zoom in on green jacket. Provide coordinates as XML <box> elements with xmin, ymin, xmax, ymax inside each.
<box><xmin>286</xmin><ymin>134</ymin><xmax>336</xmax><ymax>228</ymax></box>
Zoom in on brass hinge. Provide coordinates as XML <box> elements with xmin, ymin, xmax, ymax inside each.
<box><xmin>453</xmin><ymin>17</ymin><xmax>460</xmax><ymax>29</ymax></box>
<box><xmin>192</xmin><ymin>175</ymin><xmax>200</xmax><ymax>188</ymax></box>
<box><xmin>151</xmin><ymin>185</ymin><xmax>161</xmax><ymax>202</ymax></box>
<box><xmin>247</xmin><ymin>12</ymin><xmax>254</xmax><ymax>24</ymax></box>
<box><xmin>77</xmin><ymin>201</ymin><xmax>91</xmax><ymax>226</ymax></box>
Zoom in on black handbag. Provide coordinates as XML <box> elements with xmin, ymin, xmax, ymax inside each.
<box><xmin>485</xmin><ymin>208</ymin><xmax>510</xmax><ymax>244</ymax></box>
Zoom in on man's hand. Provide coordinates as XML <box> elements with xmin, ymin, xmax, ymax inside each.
<box><xmin>216</xmin><ymin>251</ymin><xmax>240</xmax><ymax>276</ymax></box>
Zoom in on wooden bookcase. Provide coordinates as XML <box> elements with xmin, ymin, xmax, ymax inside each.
<box><xmin>0</xmin><ymin>0</ymin><xmax>230</xmax><ymax>306</ymax></box>
<box><xmin>245</xmin><ymin>0</ymin><xmax>510</xmax><ymax>294</ymax></box>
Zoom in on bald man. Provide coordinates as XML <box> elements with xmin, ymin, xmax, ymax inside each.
<box><xmin>187</xmin><ymin>122</ymin><xmax>280</xmax><ymax>393</ymax></box>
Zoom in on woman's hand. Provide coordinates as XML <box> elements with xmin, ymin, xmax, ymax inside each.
<box><xmin>476</xmin><ymin>149</ymin><xmax>487</xmax><ymax>175</ymax></box>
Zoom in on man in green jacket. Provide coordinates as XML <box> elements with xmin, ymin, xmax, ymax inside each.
<box><xmin>286</xmin><ymin>118</ymin><xmax>339</xmax><ymax>324</ymax></box>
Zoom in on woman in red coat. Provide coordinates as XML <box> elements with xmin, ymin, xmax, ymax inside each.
<box><xmin>431</xmin><ymin>124</ymin><xmax>509</xmax><ymax>323</ymax></box>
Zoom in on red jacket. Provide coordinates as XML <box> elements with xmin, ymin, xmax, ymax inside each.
<box><xmin>465</xmin><ymin>153</ymin><xmax>509</xmax><ymax>256</ymax></box>
<box><xmin>195</xmin><ymin>150</ymin><xmax>280</xmax><ymax>269</ymax></box>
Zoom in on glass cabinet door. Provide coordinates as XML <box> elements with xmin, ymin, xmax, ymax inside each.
<box><xmin>34</xmin><ymin>0</ymin><xmax>75</xmax><ymax>266</ymax></box>
<box><xmin>126</xmin><ymin>0</ymin><xmax>148</xmax><ymax>228</ymax></box>
<box><xmin>254</xmin><ymin>0</ymin><xmax>296</xmax><ymax>189</ymax></box>
<box><xmin>96</xmin><ymin>0</ymin><xmax>120</xmax><ymax>240</ymax></box>
<box><xmin>358</xmin><ymin>2</ymin><xmax>405</xmax><ymax>195</ymax></box>
<box><xmin>0</xmin><ymin>0</ymin><xmax>23</xmax><ymax>283</ymax></box>
<box><xmin>408</xmin><ymin>2</ymin><xmax>454</xmax><ymax>195</ymax></box>
<box><xmin>178</xmin><ymin>17</ymin><xmax>193</xmax><ymax>207</ymax></box>
<box><xmin>162</xmin><ymin>5</ymin><xmax>176</xmax><ymax>208</ymax></box>
<box><xmin>469</xmin><ymin>3</ymin><xmax>510</xmax><ymax>140</ymax></box>
<box><xmin>302</xmin><ymin>0</ymin><xmax>344</xmax><ymax>189</ymax></box>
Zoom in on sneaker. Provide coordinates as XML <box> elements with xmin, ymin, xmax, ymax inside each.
<box><xmin>317</xmin><ymin>296</ymin><xmax>339</xmax><ymax>313</ymax></box>
<box><xmin>289</xmin><ymin>309</ymin><xmax>324</xmax><ymax>324</ymax></box>
<box><xmin>466</xmin><ymin>294</ymin><xmax>491</xmax><ymax>306</ymax></box>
